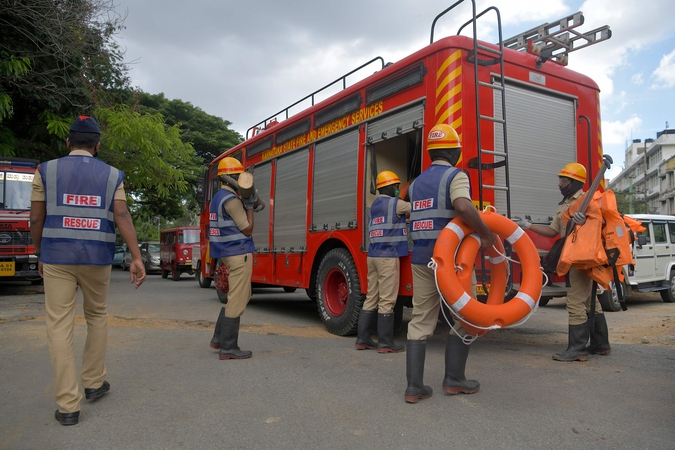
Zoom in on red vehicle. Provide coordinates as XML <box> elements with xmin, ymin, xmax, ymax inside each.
<box><xmin>0</xmin><ymin>157</ymin><xmax>41</xmax><ymax>283</ymax></box>
<box><xmin>197</xmin><ymin>4</ymin><xmax>610</xmax><ymax>335</ymax></box>
<box><xmin>159</xmin><ymin>226</ymin><xmax>200</xmax><ymax>280</ymax></box>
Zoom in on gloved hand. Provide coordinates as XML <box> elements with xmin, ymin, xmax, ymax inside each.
<box><xmin>512</xmin><ymin>216</ymin><xmax>531</xmax><ymax>230</ymax></box>
<box><xmin>242</xmin><ymin>189</ymin><xmax>259</xmax><ymax>210</ymax></box>
<box><xmin>572</xmin><ymin>211</ymin><xmax>587</xmax><ymax>225</ymax></box>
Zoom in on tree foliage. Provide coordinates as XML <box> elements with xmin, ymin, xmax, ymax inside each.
<box><xmin>614</xmin><ymin>192</ymin><xmax>651</xmax><ymax>214</ymax></box>
<box><xmin>135</xmin><ymin>92</ymin><xmax>242</xmax><ymax>164</ymax></box>
<box><xmin>0</xmin><ymin>0</ymin><xmax>128</xmax><ymax>158</ymax></box>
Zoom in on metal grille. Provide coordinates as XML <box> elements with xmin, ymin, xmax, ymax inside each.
<box><xmin>0</xmin><ymin>230</ymin><xmax>32</xmax><ymax>246</ymax></box>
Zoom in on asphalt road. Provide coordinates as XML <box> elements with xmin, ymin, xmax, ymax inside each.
<box><xmin>1</xmin><ymin>269</ymin><xmax>674</xmax><ymax>449</ymax></box>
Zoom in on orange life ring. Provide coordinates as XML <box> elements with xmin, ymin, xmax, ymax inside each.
<box><xmin>454</xmin><ymin>233</ymin><xmax>508</xmax><ymax>336</ymax></box>
<box><xmin>433</xmin><ymin>210</ymin><xmax>542</xmax><ymax>329</ymax></box>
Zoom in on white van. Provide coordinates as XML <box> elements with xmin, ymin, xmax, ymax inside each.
<box><xmin>598</xmin><ymin>214</ymin><xmax>675</xmax><ymax>311</ymax></box>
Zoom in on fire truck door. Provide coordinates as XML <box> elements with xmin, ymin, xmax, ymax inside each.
<box><xmin>274</xmin><ymin>148</ymin><xmax>309</xmax><ymax>253</ymax></box>
<box><xmin>494</xmin><ymin>82</ymin><xmax>577</xmax><ymax>224</ymax></box>
<box><xmin>250</xmin><ymin>161</ymin><xmax>272</xmax><ymax>253</ymax></box>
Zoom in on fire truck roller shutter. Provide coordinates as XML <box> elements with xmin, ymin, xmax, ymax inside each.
<box><xmin>274</xmin><ymin>147</ymin><xmax>309</xmax><ymax>253</ymax></box>
<box><xmin>365</xmin><ymin>102</ymin><xmax>424</xmax><ymax>145</ymax></box>
<box><xmin>493</xmin><ymin>81</ymin><xmax>577</xmax><ymax>224</ymax></box>
<box><xmin>250</xmin><ymin>161</ymin><xmax>272</xmax><ymax>253</ymax></box>
<box><xmin>313</xmin><ymin>130</ymin><xmax>359</xmax><ymax>231</ymax></box>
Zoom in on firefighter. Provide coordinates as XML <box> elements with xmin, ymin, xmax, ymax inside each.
<box><xmin>513</xmin><ymin>162</ymin><xmax>611</xmax><ymax>361</ymax></box>
<box><xmin>404</xmin><ymin>124</ymin><xmax>496</xmax><ymax>404</ymax></box>
<box><xmin>30</xmin><ymin>116</ymin><xmax>146</xmax><ymax>426</ymax></box>
<box><xmin>355</xmin><ymin>170</ymin><xmax>411</xmax><ymax>353</ymax></box>
<box><xmin>208</xmin><ymin>157</ymin><xmax>261</xmax><ymax>360</ymax></box>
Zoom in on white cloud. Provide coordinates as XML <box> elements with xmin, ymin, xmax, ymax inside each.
<box><xmin>602</xmin><ymin>115</ymin><xmax>643</xmax><ymax>145</ymax></box>
<box><xmin>651</xmin><ymin>49</ymin><xmax>675</xmax><ymax>88</ymax></box>
<box><xmin>631</xmin><ymin>73</ymin><xmax>644</xmax><ymax>85</ymax></box>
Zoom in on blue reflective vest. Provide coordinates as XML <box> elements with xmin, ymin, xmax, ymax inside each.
<box><xmin>368</xmin><ymin>196</ymin><xmax>408</xmax><ymax>258</ymax></box>
<box><xmin>408</xmin><ymin>165</ymin><xmax>465</xmax><ymax>265</ymax></box>
<box><xmin>209</xmin><ymin>188</ymin><xmax>255</xmax><ymax>258</ymax></box>
<box><xmin>40</xmin><ymin>155</ymin><xmax>123</xmax><ymax>265</ymax></box>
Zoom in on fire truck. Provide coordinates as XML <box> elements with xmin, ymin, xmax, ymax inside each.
<box><xmin>197</xmin><ymin>3</ymin><xmax>611</xmax><ymax>335</ymax></box>
<box><xmin>0</xmin><ymin>157</ymin><xmax>41</xmax><ymax>283</ymax></box>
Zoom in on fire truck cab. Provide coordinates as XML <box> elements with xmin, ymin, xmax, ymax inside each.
<box><xmin>0</xmin><ymin>157</ymin><xmax>40</xmax><ymax>283</ymax></box>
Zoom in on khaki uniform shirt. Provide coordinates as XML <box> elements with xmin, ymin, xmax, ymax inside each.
<box><xmin>222</xmin><ymin>185</ymin><xmax>250</xmax><ymax>232</ymax></box>
<box><xmin>549</xmin><ymin>189</ymin><xmax>584</xmax><ymax>237</ymax></box>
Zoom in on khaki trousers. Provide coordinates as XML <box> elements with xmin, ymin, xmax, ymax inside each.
<box><xmin>407</xmin><ymin>263</ymin><xmax>467</xmax><ymax>340</ymax></box>
<box><xmin>567</xmin><ymin>266</ymin><xmax>603</xmax><ymax>325</ymax></box>
<box><xmin>363</xmin><ymin>257</ymin><xmax>399</xmax><ymax>314</ymax></box>
<box><xmin>220</xmin><ymin>253</ymin><xmax>253</xmax><ymax>318</ymax></box>
<box><xmin>43</xmin><ymin>263</ymin><xmax>111</xmax><ymax>413</ymax></box>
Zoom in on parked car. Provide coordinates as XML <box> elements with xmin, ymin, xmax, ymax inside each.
<box><xmin>112</xmin><ymin>245</ymin><xmax>125</xmax><ymax>268</ymax></box>
<box><xmin>121</xmin><ymin>244</ymin><xmax>141</xmax><ymax>271</ymax></box>
<box><xmin>141</xmin><ymin>242</ymin><xmax>161</xmax><ymax>273</ymax></box>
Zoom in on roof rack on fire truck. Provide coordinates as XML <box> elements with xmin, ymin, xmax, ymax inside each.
<box><xmin>246</xmin><ymin>57</ymin><xmax>386</xmax><ymax>140</ymax></box>
<box><xmin>502</xmin><ymin>12</ymin><xmax>612</xmax><ymax>68</ymax></box>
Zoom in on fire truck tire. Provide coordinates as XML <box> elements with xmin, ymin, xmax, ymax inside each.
<box><xmin>283</xmin><ymin>287</ymin><xmax>296</xmax><ymax>293</ymax></box>
<box><xmin>315</xmin><ymin>248</ymin><xmax>363</xmax><ymax>336</ymax></box>
<box><xmin>217</xmin><ymin>289</ymin><xmax>228</xmax><ymax>304</ymax></box>
<box><xmin>161</xmin><ymin>268</ymin><xmax>169</xmax><ymax>279</ymax></box>
<box><xmin>30</xmin><ymin>278</ymin><xmax>44</xmax><ymax>286</ymax></box>
<box><xmin>196</xmin><ymin>268</ymin><xmax>212</xmax><ymax>288</ymax></box>
<box><xmin>171</xmin><ymin>262</ymin><xmax>181</xmax><ymax>281</ymax></box>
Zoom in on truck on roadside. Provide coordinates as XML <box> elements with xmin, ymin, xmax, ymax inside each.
<box><xmin>159</xmin><ymin>226</ymin><xmax>200</xmax><ymax>280</ymax></box>
<box><xmin>196</xmin><ymin>3</ymin><xmax>611</xmax><ymax>335</ymax></box>
<box><xmin>0</xmin><ymin>158</ymin><xmax>41</xmax><ymax>284</ymax></box>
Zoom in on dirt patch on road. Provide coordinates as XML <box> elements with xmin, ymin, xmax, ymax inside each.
<box><xmin>19</xmin><ymin>315</ymin><xmax>337</xmax><ymax>339</ymax></box>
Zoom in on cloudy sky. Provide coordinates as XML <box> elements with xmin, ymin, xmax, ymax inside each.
<box><xmin>114</xmin><ymin>0</ymin><xmax>675</xmax><ymax>179</ymax></box>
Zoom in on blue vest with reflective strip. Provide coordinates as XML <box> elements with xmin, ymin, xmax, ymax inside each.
<box><xmin>368</xmin><ymin>196</ymin><xmax>408</xmax><ymax>258</ymax></box>
<box><xmin>40</xmin><ymin>155</ymin><xmax>123</xmax><ymax>265</ymax></box>
<box><xmin>208</xmin><ymin>188</ymin><xmax>255</xmax><ymax>258</ymax></box>
<box><xmin>408</xmin><ymin>165</ymin><xmax>464</xmax><ymax>265</ymax></box>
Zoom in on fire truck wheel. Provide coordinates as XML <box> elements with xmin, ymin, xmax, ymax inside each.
<box><xmin>195</xmin><ymin>264</ymin><xmax>212</xmax><ymax>288</ymax></box>
<box><xmin>315</xmin><ymin>248</ymin><xmax>363</xmax><ymax>336</ymax></box>
<box><xmin>217</xmin><ymin>289</ymin><xmax>228</xmax><ymax>304</ymax></box>
<box><xmin>30</xmin><ymin>278</ymin><xmax>44</xmax><ymax>286</ymax></box>
<box><xmin>161</xmin><ymin>268</ymin><xmax>169</xmax><ymax>279</ymax></box>
<box><xmin>283</xmin><ymin>287</ymin><xmax>296</xmax><ymax>293</ymax></box>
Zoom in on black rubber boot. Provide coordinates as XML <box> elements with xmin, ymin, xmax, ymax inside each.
<box><xmin>588</xmin><ymin>314</ymin><xmax>611</xmax><ymax>355</ymax></box>
<box><xmin>404</xmin><ymin>340</ymin><xmax>432</xmax><ymax>403</ymax></box>
<box><xmin>210</xmin><ymin>307</ymin><xmax>225</xmax><ymax>349</ymax></box>
<box><xmin>442</xmin><ymin>334</ymin><xmax>480</xmax><ymax>394</ymax></box>
<box><xmin>377</xmin><ymin>313</ymin><xmax>404</xmax><ymax>353</ymax></box>
<box><xmin>355</xmin><ymin>309</ymin><xmax>377</xmax><ymax>350</ymax></box>
<box><xmin>219</xmin><ymin>316</ymin><xmax>252</xmax><ymax>360</ymax></box>
<box><xmin>552</xmin><ymin>321</ymin><xmax>589</xmax><ymax>362</ymax></box>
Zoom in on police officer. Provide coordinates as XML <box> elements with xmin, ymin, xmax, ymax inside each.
<box><xmin>355</xmin><ymin>170</ymin><xmax>411</xmax><ymax>353</ymax></box>
<box><xmin>514</xmin><ymin>162</ymin><xmax>611</xmax><ymax>361</ymax></box>
<box><xmin>404</xmin><ymin>124</ymin><xmax>496</xmax><ymax>404</ymax></box>
<box><xmin>208</xmin><ymin>157</ymin><xmax>261</xmax><ymax>360</ymax></box>
<box><xmin>30</xmin><ymin>116</ymin><xmax>146</xmax><ymax>426</ymax></box>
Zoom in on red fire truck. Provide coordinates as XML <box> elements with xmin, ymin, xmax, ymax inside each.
<box><xmin>197</xmin><ymin>3</ymin><xmax>611</xmax><ymax>335</ymax></box>
<box><xmin>0</xmin><ymin>157</ymin><xmax>41</xmax><ymax>283</ymax></box>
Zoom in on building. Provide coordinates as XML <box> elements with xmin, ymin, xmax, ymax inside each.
<box><xmin>608</xmin><ymin>129</ymin><xmax>675</xmax><ymax>214</ymax></box>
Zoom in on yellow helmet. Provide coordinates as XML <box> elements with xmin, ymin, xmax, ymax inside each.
<box><xmin>376</xmin><ymin>170</ymin><xmax>401</xmax><ymax>189</ymax></box>
<box><xmin>558</xmin><ymin>162</ymin><xmax>586</xmax><ymax>183</ymax></box>
<box><xmin>427</xmin><ymin>124</ymin><xmax>461</xmax><ymax>151</ymax></box>
<box><xmin>218</xmin><ymin>157</ymin><xmax>244</xmax><ymax>176</ymax></box>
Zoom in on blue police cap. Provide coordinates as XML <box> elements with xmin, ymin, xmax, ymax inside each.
<box><xmin>70</xmin><ymin>116</ymin><xmax>100</xmax><ymax>134</ymax></box>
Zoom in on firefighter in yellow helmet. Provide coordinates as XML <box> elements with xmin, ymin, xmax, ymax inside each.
<box><xmin>514</xmin><ymin>162</ymin><xmax>611</xmax><ymax>362</ymax></box>
<box><xmin>355</xmin><ymin>170</ymin><xmax>411</xmax><ymax>353</ymax></box>
<box><xmin>404</xmin><ymin>124</ymin><xmax>496</xmax><ymax>403</ymax></box>
<box><xmin>208</xmin><ymin>156</ymin><xmax>262</xmax><ymax>360</ymax></box>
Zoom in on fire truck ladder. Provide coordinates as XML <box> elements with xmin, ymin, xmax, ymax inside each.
<box><xmin>432</xmin><ymin>0</ymin><xmax>512</xmax><ymax>217</ymax></box>
<box><xmin>431</xmin><ymin>1</ymin><xmax>512</xmax><ymax>295</ymax></box>
<box><xmin>502</xmin><ymin>12</ymin><xmax>612</xmax><ymax>68</ymax></box>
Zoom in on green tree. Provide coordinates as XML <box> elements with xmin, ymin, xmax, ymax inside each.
<box><xmin>614</xmin><ymin>192</ymin><xmax>651</xmax><ymax>214</ymax></box>
<box><xmin>0</xmin><ymin>0</ymin><xmax>128</xmax><ymax>158</ymax></box>
<box><xmin>135</xmin><ymin>92</ymin><xmax>242</xmax><ymax>164</ymax></box>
